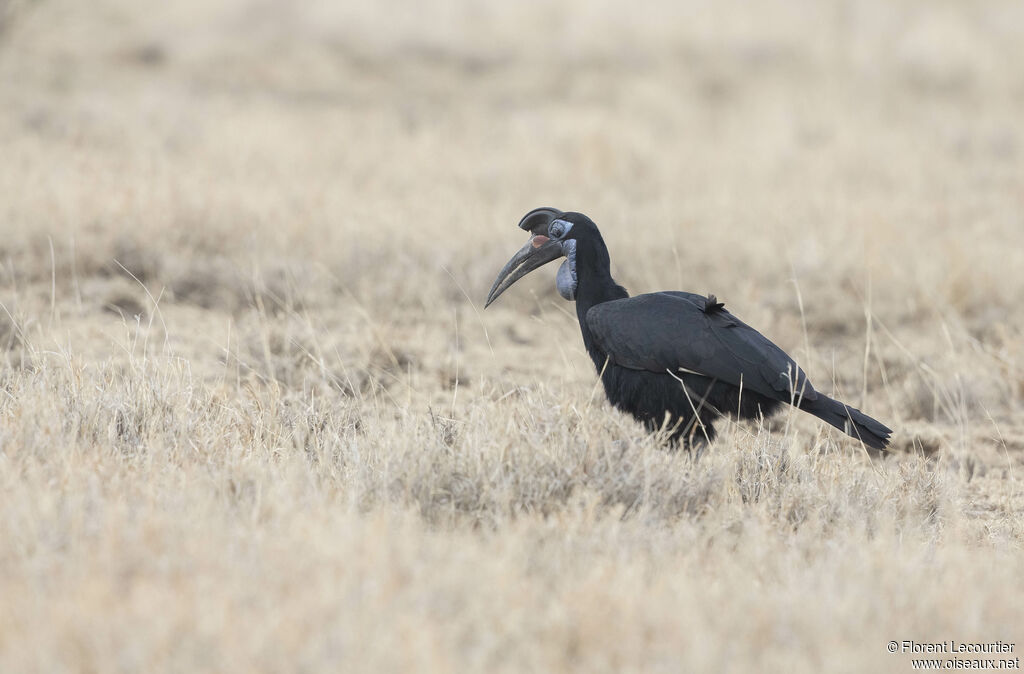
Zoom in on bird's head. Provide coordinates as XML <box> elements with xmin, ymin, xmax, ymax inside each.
<box><xmin>484</xmin><ymin>207</ymin><xmax>599</xmax><ymax>308</ymax></box>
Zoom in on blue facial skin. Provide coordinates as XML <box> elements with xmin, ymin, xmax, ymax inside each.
<box><xmin>556</xmin><ymin>239</ymin><xmax>577</xmax><ymax>301</ymax></box>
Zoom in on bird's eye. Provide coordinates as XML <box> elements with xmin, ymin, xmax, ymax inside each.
<box><xmin>549</xmin><ymin>220</ymin><xmax>566</xmax><ymax>239</ymax></box>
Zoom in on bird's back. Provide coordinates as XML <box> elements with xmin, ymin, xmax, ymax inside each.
<box><xmin>585</xmin><ymin>291</ymin><xmax>819</xmax><ymax>404</ymax></box>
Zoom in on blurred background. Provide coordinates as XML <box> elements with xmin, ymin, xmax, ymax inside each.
<box><xmin>2</xmin><ymin>2</ymin><xmax>1024</xmax><ymax>671</ymax></box>
<box><xmin>2</xmin><ymin>0</ymin><xmax>1022</xmax><ymax>427</ymax></box>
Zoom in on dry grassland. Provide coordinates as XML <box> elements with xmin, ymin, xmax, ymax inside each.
<box><xmin>1</xmin><ymin>0</ymin><xmax>1023</xmax><ymax>672</ymax></box>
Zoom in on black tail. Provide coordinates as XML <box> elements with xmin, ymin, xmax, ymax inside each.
<box><xmin>801</xmin><ymin>395</ymin><xmax>893</xmax><ymax>450</ymax></box>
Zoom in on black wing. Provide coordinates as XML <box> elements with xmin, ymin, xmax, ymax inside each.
<box><xmin>585</xmin><ymin>292</ymin><xmax>819</xmax><ymax>403</ymax></box>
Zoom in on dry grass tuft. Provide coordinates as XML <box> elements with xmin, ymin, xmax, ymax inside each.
<box><xmin>1</xmin><ymin>0</ymin><xmax>1023</xmax><ymax>671</ymax></box>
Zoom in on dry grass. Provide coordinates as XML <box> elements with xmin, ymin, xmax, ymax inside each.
<box><xmin>1</xmin><ymin>0</ymin><xmax>1023</xmax><ymax>671</ymax></box>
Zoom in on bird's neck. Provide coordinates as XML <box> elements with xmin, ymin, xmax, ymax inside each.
<box><xmin>573</xmin><ymin>236</ymin><xmax>629</xmax><ymax>368</ymax></box>
<box><xmin>575</xmin><ymin>274</ymin><xmax>629</xmax><ymax>318</ymax></box>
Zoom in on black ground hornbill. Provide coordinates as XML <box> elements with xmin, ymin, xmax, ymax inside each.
<box><xmin>485</xmin><ymin>207</ymin><xmax>892</xmax><ymax>449</ymax></box>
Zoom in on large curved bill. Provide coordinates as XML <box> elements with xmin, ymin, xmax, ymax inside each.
<box><xmin>484</xmin><ymin>237</ymin><xmax>564</xmax><ymax>308</ymax></box>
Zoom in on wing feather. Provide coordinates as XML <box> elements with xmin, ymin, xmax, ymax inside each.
<box><xmin>585</xmin><ymin>292</ymin><xmax>818</xmax><ymax>402</ymax></box>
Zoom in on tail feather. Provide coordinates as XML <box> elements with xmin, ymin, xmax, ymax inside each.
<box><xmin>801</xmin><ymin>395</ymin><xmax>893</xmax><ymax>450</ymax></box>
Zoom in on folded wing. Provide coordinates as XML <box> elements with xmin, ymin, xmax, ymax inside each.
<box><xmin>585</xmin><ymin>292</ymin><xmax>819</xmax><ymax>403</ymax></box>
